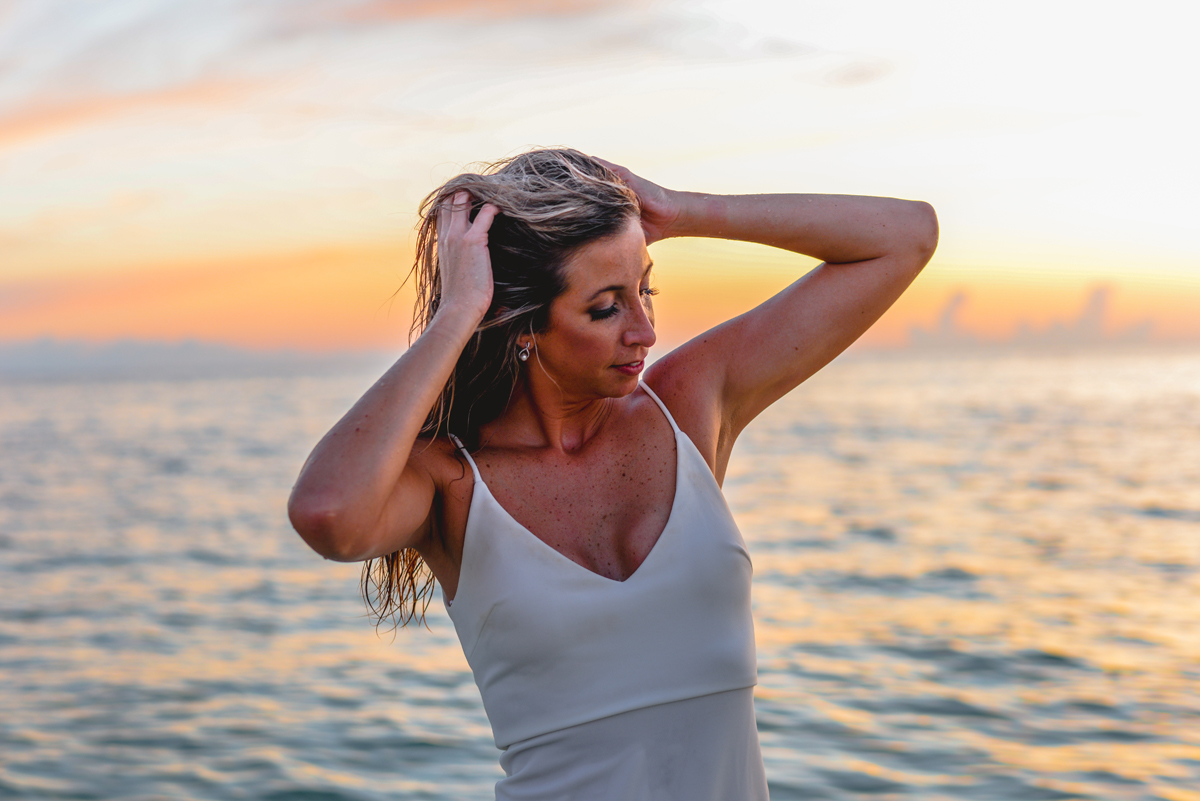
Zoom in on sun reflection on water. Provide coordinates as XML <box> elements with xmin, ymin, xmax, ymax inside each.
<box><xmin>2</xmin><ymin>353</ymin><xmax>1198</xmax><ymax>799</ymax></box>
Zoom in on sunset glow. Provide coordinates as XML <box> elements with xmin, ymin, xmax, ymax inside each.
<box><xmin>2</xmin><ymin>0</ymin><xmax>1197</xmax><ymax>352</ymax></box>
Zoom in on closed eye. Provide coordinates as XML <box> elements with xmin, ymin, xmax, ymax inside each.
<box><xmin>589</xmin><ymin>304</ymin><xmax>619</xmax><ymax>321</ymax></box>
<box><xmin>589</xmin><ymin>287</ymin><xmax>657</xmax><ymax>321</ymax></box>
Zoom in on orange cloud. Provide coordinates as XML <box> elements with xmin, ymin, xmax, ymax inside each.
<box><xmin>0</xmin><ymin>191</ymin><xmax>161</xmax><ymax>254</ymax></box>
<box><xmin>650</xmin><ymin>240</ymin><xmax>1200</xmax><ymax>351</ymax></box>
<box><xmin>0</xmin><ymin>79</ymin><xmax>257</xmax><ymax>151</ymax></box>
<box><xmin>895</xmin><ymin>271</ymin><xmax>1200</xmax><ymax>346</ymax></box>
<box><xmin>4</xmin><ymin>238</ymin><xmax>1197</xmax><ymax>354</ymax></box>
<box><xmin>648</xmin><ymin>238</ymin><xmax>929</xmax><ymax>349</ymax></box>
<box><xmin>0</xmin><ymin>244</ymin><xmax>416</xmax><ymax>352</ymax></box>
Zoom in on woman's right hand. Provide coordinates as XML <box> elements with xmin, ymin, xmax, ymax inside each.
<box><xmin>595</xmin><ymin>158</ymin><xmax>681</xmax><ymax>246</ymax></box>
<box><xmin>436</xmin><ymin>191</ymin><xmax>500</xmax><ymax>321</ymax></box>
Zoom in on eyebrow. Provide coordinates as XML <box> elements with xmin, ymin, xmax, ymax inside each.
<box><xmin>587</xmin><ymin>261</ymin><xmax>654</xmax><ymax>301</ymax></box>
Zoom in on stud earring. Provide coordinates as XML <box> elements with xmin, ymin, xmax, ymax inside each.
<box><xmin>518</xmin><ymin>342</ymin><xmax>531</xmax><ymax>362</ymax></box>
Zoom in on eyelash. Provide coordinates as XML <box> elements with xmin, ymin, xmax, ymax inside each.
<box><xmin>589</xmin><ymin>287</ymin><xmax>659</xmax><ymax>321</ymax></box>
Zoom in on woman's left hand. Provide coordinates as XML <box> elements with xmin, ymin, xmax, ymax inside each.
<box><xmin>596</xmin><ymin>158</ymin><xmax>682</xmax><ymax>245</ymax></box>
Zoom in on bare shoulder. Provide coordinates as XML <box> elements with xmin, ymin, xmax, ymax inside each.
<box><xmin>643</xmin><ymin>336</ymin><xmax>728</xmax><ymax>479</ymax></box>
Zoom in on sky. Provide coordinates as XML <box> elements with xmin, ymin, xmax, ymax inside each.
<box><xmin>1</xmin><ymin>0</ymin><xmax>1197</xmax><ymax>353</ymax></box>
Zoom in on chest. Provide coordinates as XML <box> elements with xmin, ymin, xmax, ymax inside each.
<box><xmin>475</xmin><ymin>417</ymin><xmax>677</xmax><ymax>582</ymax></box>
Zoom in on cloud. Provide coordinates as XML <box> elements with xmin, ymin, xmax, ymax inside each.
<box><xmin>0</xmin><ymin>278</ymin><xmax>56</xmax><ymax>314</ymax></box>
<box><xmin>821</xmin><ymin>58</ymin><xmax>891</xmax><ymax>88</ymax></box>
<box><xmin>0</xmin><ymin>1</ymin><xmax>293</xmax><ymax>154</ymax></box>
<box><xmin>0</xmin><ymin>337</ymin><xmax>389</xmax><ymax>380</ymax></box>
<box><xmin>0</xmin><ymin>191</ymin><xmax>161</xmax><ymax>253</ymax></box>
<box><xmin>909</xmin><ymin>285</ymin><xmax>1157</xmax><ymax>351</ymax></box>
<box><xmin>0</xmin><ymin>0</ymin><xmax>650</xmax><ymax>152</ymax></box>
<box><xmin>334</xmin><ymin>0</ymin><xmax>633</xmax><ymax>23</ymax></box>
<box><xmin>0</xmin><ymin>242</ymin><xmax>414</xmax><ymax>351</ymax></box>
<box><xmin>0</xmin><ymin>79</ymin><xmax>256</xmax><ymax>150</ymax></box>
<box><xmin>0</xmin><ymin>0</ymin><xmax>843</xmax><ymax>163</ymax></box>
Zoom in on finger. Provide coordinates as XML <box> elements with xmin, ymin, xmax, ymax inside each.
<box><xmin>435</xmin><ymin>194</ymin><xmax>456</xmax><ymax>236</ymax></box>
<box><xmin>439</xmin><ymin>190</ymin><xmax>472</xmax><ymax>237</ymax></box>
<box><xmin>594</xmin><ymin>157</ymin><xmax>633</xmax><ymax>182</ymax></box>
<box><xmin>470</xmin><ymin>203</ymin><xmax>500</xmax><ymax>234</ymax></box>
<box><xmin>436</xmin><ymin>203</ymin><xmax>449</xmax><ymax>252</ymax></box>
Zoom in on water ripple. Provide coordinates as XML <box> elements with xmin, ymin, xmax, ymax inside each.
<box><xmin>3</xmin><ymin>354</ymin><xmax>1199</xmax><ymax>799</ymax></box>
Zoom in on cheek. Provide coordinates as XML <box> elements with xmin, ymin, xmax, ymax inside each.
<box><xmin>559</xmin><ymin>326</ymin><xmax>612</xmax><ymax>361</ymax></box>
<box><xmin>541</xmin><ymin>316</ymin><xmax>614</xmax><ymax>367</ymax></box>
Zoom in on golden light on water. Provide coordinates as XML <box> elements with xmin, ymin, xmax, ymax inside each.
<box><xmin>4</xmin><ymin>352</ymin><xmax>1199</xmax><ymax>796</ymax></box>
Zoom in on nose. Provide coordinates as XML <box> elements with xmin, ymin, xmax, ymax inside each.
<box><xmin>623</xmin><ymin>298</ymin><xmax>656</xmax><ymax>350</ymax></box>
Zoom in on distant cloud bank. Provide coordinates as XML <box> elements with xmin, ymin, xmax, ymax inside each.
<box><xmin>0</xmin><ymin>339</ymin><xmax>392</xmax><ymax>381</ymax></box>
<box><xmin>909</xmin><ymin>285</ymin><xmax>1159</xmax><ymax>352</ymax></box>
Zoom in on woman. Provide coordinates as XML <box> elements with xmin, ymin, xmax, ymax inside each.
<box><xmin>289</xmin><ymin>148</ymin><xmax>937</xmax><ymax>799</ymax></box>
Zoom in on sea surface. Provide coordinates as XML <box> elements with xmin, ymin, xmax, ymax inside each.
<box><xmin>2</xmin><ymin>351</ymin><xmax>1199</xmax><ymax>800</ymax></box>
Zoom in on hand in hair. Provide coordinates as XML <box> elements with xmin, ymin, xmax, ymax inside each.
<box><xmin>595</xmin><ymin>158</ymin><xmax>681</xmax><ymax>245</ymax></box>
<box><xmin>435</xmin><ymin>191</ymin><xmax>501</xmax><ymax>320</ymax></box>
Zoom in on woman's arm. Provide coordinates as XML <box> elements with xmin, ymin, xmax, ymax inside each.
<box><xmin>287</xmin><ymin>195</ymin><xmax>498</xmax><ymax>561</ymax></box>
<box><xmin>671</xmin><ymin>190</ymin><xmax>938</xmax><ymax>425</ymax></box>
<box><xmin>608</xmin><ymin>164</ymin><xmax>937</xmax><ymax>478</ymax></box>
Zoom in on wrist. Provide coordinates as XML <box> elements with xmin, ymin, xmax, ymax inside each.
<box><xmin>666</xmin><ymin>191</ymin><xmax>726</xmax><ymax>239</ymax></box>
<box><xmin>429</xmin><ymin>299</ymin><xmax>487</xmax><ymax>339</ymax></box>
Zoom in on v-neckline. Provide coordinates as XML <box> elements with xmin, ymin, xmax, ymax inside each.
<box><xmin>470</xmin><ymin>387</ymin><xmax>681</xmax><ymax>585</ymax></box>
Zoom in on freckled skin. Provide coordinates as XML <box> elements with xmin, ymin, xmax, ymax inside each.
<box><xmin>478</xmin><ymin>412</ymin><xmax>677</xmax><ymax>581</ymax></box>
<box><xmin>468</xmin><ymin>219</ymin><xmax>677</xmax><ymax>581</ymax></box>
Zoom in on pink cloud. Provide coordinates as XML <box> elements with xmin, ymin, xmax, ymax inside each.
<box><xmin>336</xmin><ymin>0</ymin><xmax>631</xmax><ymax>23</ymax></box>
<box><xmin>0</xmin><ymin>79</ymin><xmax>258</xmax><ymax>150</ymax></box>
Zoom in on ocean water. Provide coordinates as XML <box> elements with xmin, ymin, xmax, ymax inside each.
<box><xmin>2</xmin><ymin>351</ymin><xmax>1198</xmax><ymax>800</ymax></box>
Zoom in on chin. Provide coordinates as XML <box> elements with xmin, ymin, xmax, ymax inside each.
<box><xmin>609</xmin><ymin>373</ymin><xmax>642</xmax><ymax>397</ymax></box>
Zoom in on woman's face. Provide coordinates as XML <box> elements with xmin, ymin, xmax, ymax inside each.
<box><xmin>531</xmin><ymin>217</ymin><xmax>657</xmax><ymax>400</ymax></box>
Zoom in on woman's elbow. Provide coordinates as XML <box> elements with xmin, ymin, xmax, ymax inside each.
<box><xmin>287</xmin><ymin>492</ymin><xmax>368</xmax><ymax>562</ymax></box>
<box><xmin>908</xmin><ymin>201</ymin><xmax>939</xmax><ymax>263</ymax></box>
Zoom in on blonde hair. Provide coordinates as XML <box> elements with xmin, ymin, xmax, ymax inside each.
<box><xmin>363</xmin><ymin>148</ymin><xmax>640</xmax><ymax>628</ymax></box>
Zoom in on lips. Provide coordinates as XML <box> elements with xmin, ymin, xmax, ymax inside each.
<box><xmin>613</xmin><ymin>359</ymin><xmax>644</xmax><ymax>376</ymax></box>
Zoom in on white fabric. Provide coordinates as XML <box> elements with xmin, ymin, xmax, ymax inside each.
<box><xmin>445</xmin><ymin>382</ymin><xmax>763</xmax><ymax>799</ymax></box>
<box><xmin>495</xmin><ymin>687</ymin><xmax>767</xmax><ymax>801</ymax></box>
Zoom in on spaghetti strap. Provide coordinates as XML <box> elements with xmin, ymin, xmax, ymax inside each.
<box><xmin>448</xmin><ymin>434</ymin><xmax>482</xmax><ymax>483</ymax></box>
<box><xmin>639</xmin><ymin>381</ymin><xmax>681</xmax><ymax>434</ymax></box>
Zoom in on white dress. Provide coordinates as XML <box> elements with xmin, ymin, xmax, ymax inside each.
<box><xmin>446</xmin><ymin>383</ymin><xmax>768</xmax><ymax>800</ymax></box>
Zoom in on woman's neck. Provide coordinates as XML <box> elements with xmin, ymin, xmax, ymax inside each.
<box><xmin>485</xmin><ymin>382</ymin><xmax>621</xmax><ymax>454</ymax></box>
